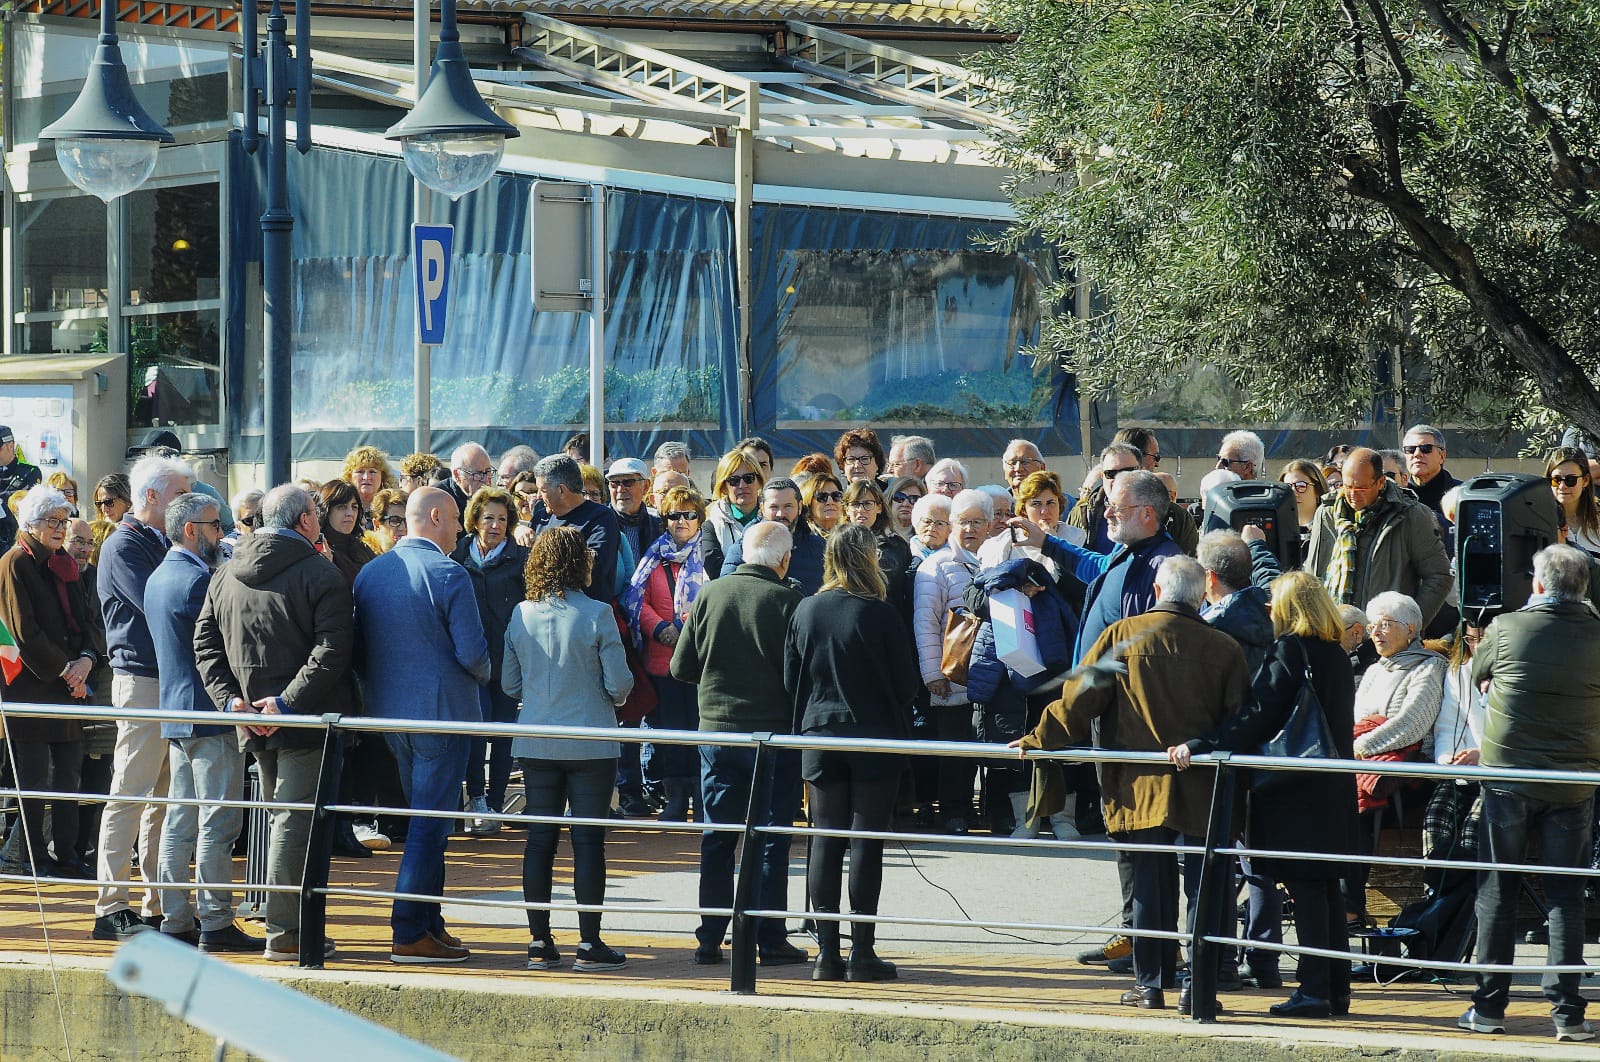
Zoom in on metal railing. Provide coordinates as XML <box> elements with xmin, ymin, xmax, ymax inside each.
<box><xmin>1</xmin><ymin>700</ymin><xmax>1594</xmax><ymax>1022</ymax></box>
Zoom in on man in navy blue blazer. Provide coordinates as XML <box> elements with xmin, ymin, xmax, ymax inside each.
<box><xmin>144</xmin><ymin>492</ymin><xmax>260</xmax><ymax>953</ymax></box>
<box><xmin>353</xmin><ymin>485</ymin><xmax>490</xmax><ymax>964</ymax></box>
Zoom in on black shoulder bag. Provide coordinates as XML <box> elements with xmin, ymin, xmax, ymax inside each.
<box><xmin>1253</xmin><ymin>637</ymin><xmax>1339</xmax><ymax>793</ymax></box>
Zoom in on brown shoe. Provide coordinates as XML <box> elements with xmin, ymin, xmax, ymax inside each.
<box><xmin>390</xmin><ymin>932</ymin><xmax>470</xmax><ymax>964</ymax></box>
<box><xmin>437</xmin><ymin>929</ymin><xmax>465</xmax><ymax>949</ymax></box>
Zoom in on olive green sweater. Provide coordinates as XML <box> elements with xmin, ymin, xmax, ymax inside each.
<box><xmin>670</xmin><ymin>564</ymin><xmax>801</xmax><ymax>733</ymax></box>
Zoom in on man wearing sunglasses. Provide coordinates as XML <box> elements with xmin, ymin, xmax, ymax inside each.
<box><xmin>1067</xmin><ymin>443</ymin><xmax>1199</xmax><ymax>561</ymax></box>
<box><xmin>1401</xmin><ymin>424</ymin><xmax>1460</xmax><ymax>519</ymax></box>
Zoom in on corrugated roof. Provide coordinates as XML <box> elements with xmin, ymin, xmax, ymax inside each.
<box><xmin>479</xmin><ymin>0</ymin><xmax>991</xmax><ymax>30</ymax></box>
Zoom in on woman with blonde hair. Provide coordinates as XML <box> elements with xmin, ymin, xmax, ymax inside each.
<box><xmin>700</xmin><ymin>447</ymin><xmax>766</xmax><ymax>577</ymax></box>
<box><xmin>1169</xmin><ymin>571</ymin><xmax>1357</xmax><ymax>1018</ymax></box>
<box><xmin>341</xmin><ymin>445</ymin><xmax>396</xmax><ymax>528</ymax></box>
<box><xmin>803</xmin><ymin>471</ymin><xmax>846</xmax><ymax>540</ymax></box>
<box><xmin>786</xmin><ymin>523</ymin><xmax>919</xmax><ymax>982</ymax></box>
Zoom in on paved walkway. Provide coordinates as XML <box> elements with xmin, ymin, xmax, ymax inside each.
<box><xmin>1</xmin><ymin>819</ymin><xmax>1594</xmax><ymax>1053</ymax></box>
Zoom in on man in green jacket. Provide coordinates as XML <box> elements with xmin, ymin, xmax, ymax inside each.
<box><xmin>1459</xmin><ymin>543</ymin><xmax>1600</xmax><ymax>1043</ymax></box>
<box><xmin>671</xmin><ymin>521</ymin><xmax>807</xmax><ymax>967</ymax></box>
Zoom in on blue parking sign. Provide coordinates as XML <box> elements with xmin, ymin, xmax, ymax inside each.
<box><xmin>413</xmin><ymin>223</ymin><xmax>454</xmax><ymax>346</ymax></box>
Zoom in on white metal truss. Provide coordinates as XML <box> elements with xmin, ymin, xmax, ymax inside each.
<box><xmin>778</xmin><ymin>20</ymin><xmax>1018</xmax><ymax>133</ymax></box>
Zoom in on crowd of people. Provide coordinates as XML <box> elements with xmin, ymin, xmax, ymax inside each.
<box><xmin>0</xmin><ymin>421</ymin><xmax>1597</xmax><ymax>1038</ymax></box>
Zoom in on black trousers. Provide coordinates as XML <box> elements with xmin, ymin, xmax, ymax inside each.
<box><xmin>5</xmin><ymin>739</ymin><xmax>83</xmax><ymax>867</ymax></box>
<box><xmin>1282</xmin><ymin>879</ymin><xmax>1350</xmax><ymax>1001</ymax></box>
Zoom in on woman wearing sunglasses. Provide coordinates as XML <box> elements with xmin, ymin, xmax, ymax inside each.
<box><xmin>623</xmin><ymin>486</ymin><xmax>710</xmax><ymax>822</ymax></box>
<box><xmin>700</xmin><ymin>447</ymin><xmax>766</xmax><ymax>580</ymax></box>
<box><xmin>803</xmin><ymin>473</ymin><xmax>845</xmax><ymax>540</ymax></box>
<box><xmin>1279</xmin><ymin>459</ymin><xmax>1329</xmax><ymax>562</ymax></box>
<box><xmin>1546</xmin><ymin>447</ymin><xmax>1600</xmax><ymax>557</ymax></box>
<box><xmin>91</xmin><ymin>473</ymin><xmax>132</xmax><ymax>524</ymax></box>
<box><xmin>881</xmin><ymin>476</ymin><xmax>924</xmax><ymax>541</ymax></box>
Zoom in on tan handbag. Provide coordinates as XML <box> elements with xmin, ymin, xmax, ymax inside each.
<box><xmin>940</xmin><ymin>607</ymin><xmax>981</xmax><ymax>687</ymax></box>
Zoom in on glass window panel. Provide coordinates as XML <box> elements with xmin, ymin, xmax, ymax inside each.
<box><xmin>775</xmin><ymin>250</ymin><xmax>1051</xmax><ymax>426</ymax></box>
<box><xmin>15</xmin><ymin>196</ymin><xmax>108</xmax><ymax>317</ymax></box>
<box><xmin>128</xmin><ymin>308</ymin><xmax>222</xmax><ymax>428</ymax></box>
<box><xmin>20</xmin><ymin>316</ymin><xmax>107</xmax><ymax>355</ymax></box>
<box><xmin>9</xmin><ymin>24</ymin><xmax>228</xmax><ymax>145</ymax></box>
<box><xmin>126</xmin><ymin>184</ymin><xmax>221</xmax><ymax>304</ymax></box>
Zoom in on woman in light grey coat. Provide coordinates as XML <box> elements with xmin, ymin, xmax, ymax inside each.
<box><xmin>502</xmin><ymin>526</ymin><xmax>633</xmax><ymax>972</ymax></box>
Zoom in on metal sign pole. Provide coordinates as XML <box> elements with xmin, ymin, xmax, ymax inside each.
<box><xmin>413</xmin><ymin>0</ymin><xmax>432</xmax><ymax>457</ymax></box>
<box><xmin>588</xmin><ymin>185</ymin><xmax>606</xmax><ymax>470</ymax></box>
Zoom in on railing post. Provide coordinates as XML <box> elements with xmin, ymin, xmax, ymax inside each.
<box><xmin>298</xmin><ymin>714</ymin><xmax>342</xmax><ymax>968</ymax></box>
<box><xmin>729</xmin><ymin>733</ymin><xmax>776</xmax><ymax>995</ymax></box>
<box><xmin>1188</xmin><ymin>753</ymin><xmax>1236</xmax><ymax>1024</ymax></box>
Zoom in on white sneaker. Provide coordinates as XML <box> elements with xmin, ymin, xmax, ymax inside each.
<box><xmin>352</xmin><ymin>822</ymin><xmax>391</xmax><ymax>851</ymax></box>
<box><xmin>1555</xmin><ymin>1018</ymin><xmax>1595</xmax><ymax>1042</ymax></box>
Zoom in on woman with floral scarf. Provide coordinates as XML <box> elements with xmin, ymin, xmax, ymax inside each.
<box><xmin>623</xmin><ymin>486</ymin><xmax>710</xmax><ymax>821</ymax></box>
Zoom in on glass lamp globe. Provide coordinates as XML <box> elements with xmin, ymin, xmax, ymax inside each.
<box><xmin>400</xmin><ymin>132</ymin><xmax>506</xmax><ymax>201</ymax></box>
<box><xmin>54</xmin><ymin>137</ymin><xmax>162</xmax><ymax>203</ymax></box>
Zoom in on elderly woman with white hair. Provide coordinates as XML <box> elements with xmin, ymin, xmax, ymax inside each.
<box><xmin>0</xmin><ymin>486</ymin><xmax>106</xmax><ymax>878</ymax></box>
<box><xmin>908</xmin><ymin>493</ymin><xmax>952</xmax><ymax>562</ymax></box>
<box><xmin>912</xmin><ymin>487</ymin><xmax>992</xmax><ymax>834</ymax></box>
<box><xmin>1343</xmin><ymin>590</ymin><xmax>1446</xmax><ymax>926</ymax></box>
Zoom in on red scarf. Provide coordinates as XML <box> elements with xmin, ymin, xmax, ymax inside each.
<box><xmin>16</xmin><ymin>531</ymin><xmax>81</xmax><ymax>634</ymax></box>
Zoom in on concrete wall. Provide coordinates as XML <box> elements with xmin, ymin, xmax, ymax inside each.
<box><xmin>0</xmin><ymin>957</ymin><xmax>1533</xmax><ymax>1062</ymax></box>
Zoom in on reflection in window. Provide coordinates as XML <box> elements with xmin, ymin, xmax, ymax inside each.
<box><xmin>127</xmin><ymin>309</ymin><xmax>222</xmax><ymax>428</ymax></box>
<box><xmin>14</xmin><ymin>196</ymin><xmax>107</xmax><ymax>353</ymax></box>
<box><xmin>126</xmin><ymin>184</ymin><xmax>221</xmax><ymax>304</ymax></box>
<box><xmin>775</xmin><ymin>250</ymin><xmax>1052</xmax><ymax>425</ymax></box>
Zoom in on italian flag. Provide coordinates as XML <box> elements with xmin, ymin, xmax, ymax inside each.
<box><xmin>0</xmin><ymin>618</ymin><xmax>19</xmax><ymax>685</ymax></box>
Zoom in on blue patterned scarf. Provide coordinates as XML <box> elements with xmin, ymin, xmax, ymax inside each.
<box><xmin>622</xmin><ymin>531</ymin><xmax>707</xmax><ymax>649</ymax></box>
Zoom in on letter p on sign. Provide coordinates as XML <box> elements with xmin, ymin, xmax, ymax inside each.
<box><xmin>413</xmin><ymin>223</ymin><xmax>454</xmax><ymax>346</ymax></box>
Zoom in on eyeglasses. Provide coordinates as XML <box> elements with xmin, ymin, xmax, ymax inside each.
<box><xmin>1102</xmin><ymin>466</ymin><xmax>1133</xmax><ymax>480</ymax></box>
<box><xmin>664</xmin><ymin>510</ymin><xmax>699</xmax><ymax>522</ymax></box>
<box><xmin>891</xmin><ymin>492</ymin><xmax>920</xmax><ymax>505</ymax></box>
<box><xmin>917</xmin><ymin>518</ymin><xmax>949</xmax><ymax>528</ymax></box>
<box><xmin>955</xmin><ymin>518</ymin><xmax>988</xmax><ymax>530</ymax></box>
<box><xmin>1285</xmin><ymin>480</ymin><xmax>1313</xmax><ymax>494</ymax></box>
<box><xmin>846</xmin><ymin>499</ymin><xmax>879</xmax><ymax>510</ymax></box>
<box><xmin>843</xmin><ymin>454</ymin><xmax>875</xmax><ymax>467</ymax></box>
<box><xmin>582</xmin><ymin>490</ymin><xmax>605</xmax><ymax>502</ymax></box>
<box><xmin>239</xmin><ymin>513</ymin><xmax>261</xmax><ymax>528</ymax></box>
<box><xmin>813</xmin><ymin>491</ymin><xmax>844</xmax><ymax>504</ymax></box>
<box><xmin>94</xmin><ymin>497</ymin><xmax>119</xmax><ymax>510</ymax></box>
<box><xmin>1003</xmin><ymin>456</ymin><xmax>1042</xmax><ymax>469</ymax></box>
<box><xmin>1401</xmin><ymin>443</ymin><xmax>1437</xmax><ymax>455</ymax></box>
<box><xmin>459</xmin><ymin>467</ymin><xmax>491</xmax><ymax>482</ymax></box>
<box><xmin>1382</xmin><ymin>470</ymin><xmax>1397</xmax><ymax>480</ymax></box>
<box><xmin>1216</xmin><ymin>456</ymin><xmax>1252</xmax><ymax>470</ymax></box>
<box><xmin>382</xmin><ymin>515</ymin><xmax>407</xmax><ymax>529</ymax></box>
<box><xmin>608</xmin><ymin>477</ymin><xmax>646</xmax><ymax>488</ymax></box>
<box><xmin>1142</xmin><ymin>451</ymin><xmax>1161</xmax><ymax>465</ymax></box>
<box><xmin>1551</xmin><ymin>473</ymin><xmax>1586</xmax><ymax>488</ymax></box>
<box><xmin>932</xmin><ymin>480</ymin><xmax>963</xmax><ymax>491</ymax></box>
<box><xmin>1370</xmin><ymin>618</ymin><xmax>1407</xmax><ymax>634</ymax></box>
<box><xmin>725</xmin><ymin>472</ymin><xmax>760</xmax><ymax>488</ymax></box>
<box><xmin>63</xmin><ymin>489</ymin><xmax>78</xmax><ymax>501</ymax></box>
<box><xmin>40</xmin><ymin>517</ymin><xmax>69</xmax><ymax>531</ymax></box>
<box><xmin>1105</xmin><ymin>503</ymin><xmax>1151</xmax><ymax>519</ymax></box>
<box><xmin>190</xmin><ymin>519</ymin><xmax>222</xmax><ymax>532</ymax></box>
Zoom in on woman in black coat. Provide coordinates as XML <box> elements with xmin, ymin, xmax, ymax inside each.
<box><xmin>452</xmin><ymin>487</ymin><xmax>530</xmax><ymax>833</ymax></box>
<box><xmin>785</xmin><ymin>523</ymin><xmax>920</xmax><ymax>984</ymax></box>
<box><xmin>1169</xmin><ymin>570</ymin><xmax>1357</xmax><ymax>1019</ymax></box>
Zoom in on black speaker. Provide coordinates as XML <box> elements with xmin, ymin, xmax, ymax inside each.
<box><xmin>1201</xmin><ymin>481</ymin><xmax>1299</xmax><ymax>571</ymax></box>
<box><xmin>1456</xmin><ymin>473</ymin><xmax>1560</xmax><ymax>621</ymax></box>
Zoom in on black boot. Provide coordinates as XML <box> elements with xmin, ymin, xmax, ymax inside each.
<box><xmin>813</xmin><ymin>916</ymin><xmax>845</xmax><ymax>981</ymax></box>
<box><xmin>846</xmin><ymin>919</ymin><xmax>897</xmax><ymax>982</ymax></box>
<box><xmin>660</xmin><ymin>779</ymin><xmax>691</xmax><ymax>822</ymax></box>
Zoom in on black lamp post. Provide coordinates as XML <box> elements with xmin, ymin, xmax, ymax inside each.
<box><xmin>239</xmin><ymin>0</ymin><xmax>518</xmax><ymax>486</ymax></box>
<box><xmin>38</xmin><ymin>0</ymin><xmax>175</xmax><ymax>202</ymax></box>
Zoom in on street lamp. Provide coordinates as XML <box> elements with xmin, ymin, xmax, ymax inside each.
<box><xmin>38</xmin><ymin>0</ymin><xmax>174</xmax><ymax>201</ymax></box>
<box><xmin>384</xmin><ymin>0</ymin><xmax>519</xmax><ymax>200</ymax></box>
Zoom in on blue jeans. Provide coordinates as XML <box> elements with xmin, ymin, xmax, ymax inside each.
<box><xmin>695</xmin><ymin>743</ymin><xmax>802</xmax><ymax>951</ymax></box>
<box><xmin>465</xmin><ymin>686</ymin><xmax>518</xmax><ymax>811</ymax></box>
<box><xmin>157</xmin><ymin>734</ymin><xmax>245</xmax><ymax>934</ymax></box>
<box><xmin>1472</xmin><ymin>787</ymin><xmax>1593</xmax><ymax>1021</ymax></box>
<box><xmin>384</xmin><ymin>732</ymin><xmax>470</xmax><ymax>945</ymax></box>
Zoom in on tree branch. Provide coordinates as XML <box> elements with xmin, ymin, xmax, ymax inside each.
<box><xmin>1421</xmin><ymin>0</ymin><xmax>1600</xmax><ymax>201</ymax></box>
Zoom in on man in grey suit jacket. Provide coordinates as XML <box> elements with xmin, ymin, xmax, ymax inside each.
<box><xmin>353</xmin><ymin>486</ymin><xmax>490</xmax><ymax>965</ymax></box>
<box><xmin>145</xmin><ymin>492</ymin><xmax>260</xmax><ymax>954</ymax></box>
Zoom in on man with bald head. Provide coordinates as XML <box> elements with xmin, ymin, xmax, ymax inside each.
<box><xmin>1307</xmin><ymin>447</ymin><xmax>1453</xmax><ymax>624</ymax></box>
<box><xmin>353</xmin><ymin>484</ymin><xmax>490</xmax><ymax>965</ymax></box>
